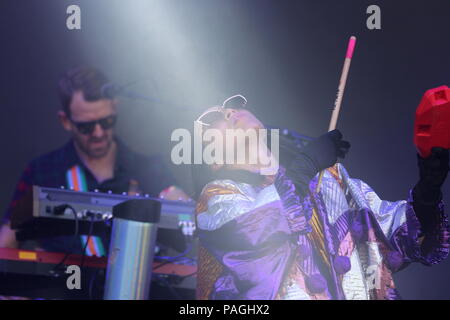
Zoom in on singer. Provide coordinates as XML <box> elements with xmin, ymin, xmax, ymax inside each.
<box><xmin>192</xmin><ymin>96</ymin><xmax>450</xmax><ymax>300</ymax></box>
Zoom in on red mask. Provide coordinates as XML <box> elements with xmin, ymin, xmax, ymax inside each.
<box><xmin>414</xmin><ymin>85</ymin><xmax>450</xmax><ymax>158</ymax></box>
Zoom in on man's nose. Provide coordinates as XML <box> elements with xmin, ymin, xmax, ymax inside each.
<box><xmin>91</xmin><ymin>123</ymin><xmax>105</xmax><ymax>137</ymax></box>
<box><xmin>224</xmin><ymin>109</ymin><xmax>238</xmax><ymax>120</ymax></box>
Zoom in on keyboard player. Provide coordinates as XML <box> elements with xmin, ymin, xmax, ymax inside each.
<box><xmin>0</xmin><ymin>66</ymin><xmax>189</xmax><ymax>255</ymax></box>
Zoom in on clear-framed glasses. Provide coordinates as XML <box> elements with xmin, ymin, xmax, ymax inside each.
<box><xmin>195</xmin><ymin>94</ymin><xmax>247</xmax><ymax>127</ymax></box>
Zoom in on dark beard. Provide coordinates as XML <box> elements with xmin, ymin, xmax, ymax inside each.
<box><xmin>74</xmin><ymin>136</ymin><xmax>112</xmax><ymax>159</ymax></box>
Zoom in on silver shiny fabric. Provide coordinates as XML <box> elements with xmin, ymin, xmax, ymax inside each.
<box><xmin>197</xmin><ymin>182</ymin><xmax>280</xmax><ymax>231</ymax></box>
<box><xmin>196</xmin><ymin>164</ymin><xmax>419</xmax><ymax>300</ymax></box>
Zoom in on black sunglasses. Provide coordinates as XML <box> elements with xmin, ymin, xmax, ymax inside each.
<box><xmin>70</xmin><ymin>115</ymin><xmax>117</xmax><ymax>135</ymax></box>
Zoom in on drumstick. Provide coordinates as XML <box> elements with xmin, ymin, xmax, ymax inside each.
<box><xmin>315</xmin><ymin>36</ymin><xmax>356</xmax><ymax>193</ymax></box>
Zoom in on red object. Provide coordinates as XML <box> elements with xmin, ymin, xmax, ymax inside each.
<box><xmin>414</xmin><ymin>85</ymin><xmax>450</xmax><ymax>158</ymax></box>
<box><xmin>0</xmin><ymin>248</ymin><xmax>196</xmax><ymax>277</ymax></box>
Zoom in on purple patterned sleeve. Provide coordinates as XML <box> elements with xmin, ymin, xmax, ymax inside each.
<box><xmin>390</xmin><ymin>191</ymin><xmax>450</xmax><ymax>266</ymax></box>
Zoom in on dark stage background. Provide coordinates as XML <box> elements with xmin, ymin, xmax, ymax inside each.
<box><xmin>1</xmin><ymin>0</ymin><xmax>449</xmax><ymax>299</ymax></box>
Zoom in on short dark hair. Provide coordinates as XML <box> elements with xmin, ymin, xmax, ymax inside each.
<box><xmin>57</xmin><ymin>66</ymin><xmax>110</xmax><ymax>117</ymax></box>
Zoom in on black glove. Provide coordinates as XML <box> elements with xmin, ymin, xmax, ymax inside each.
<box><xmin>412</xmin><ymin>147</ymin><xmax>449</xmax><ymax>232</ymax></box>
<box><xmin>287</xmin><ymin>129</ymin><xmax>351</xmax><ymax>197</ymax></box>
<box><xmin>301</xmin><ymin>129</ymin><xmax>350</xmax><ymax>171</ymax></box>
<box><xmin>413</xmin><ymin>147</ymin><xmax>449</xmax><ymax>203</ymax></box>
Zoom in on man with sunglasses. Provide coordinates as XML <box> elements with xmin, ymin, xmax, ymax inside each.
<box><xmin>0</xmin><ymin>66</ymin><xmax>188</xmax><ymax>255</ymax></box>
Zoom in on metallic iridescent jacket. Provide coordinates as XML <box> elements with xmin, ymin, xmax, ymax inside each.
<box><xmin>195</xmin><ymin>164</ymin><xmax>450</xmax><ymax>300</ymax></box>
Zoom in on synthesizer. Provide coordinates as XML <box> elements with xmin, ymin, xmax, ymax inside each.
<box><xmin>0</xmin><ymin>248</ymin><xmax>196</xmax><ymax>299</ymax></box>
<box><xmin>11</xmin><ymin>186</ymin><xmax>196</xmax><ymax>242</ymax></box>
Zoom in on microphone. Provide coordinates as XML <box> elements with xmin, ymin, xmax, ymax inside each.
<box><xmin>101</xmin><ymin>83</ymin><xmax>121</xmax><ymax>99</ymax></box>
<box><xmin>101</xmin><ymin>82</ymin><xmax>146</xmax><ymax>100</ymax></box>
<box><xmin>265</xmin><ymin>125</ymin><xmax>313</xmax><ymax>146</ymax></box>
<box><xmin>101</xmin><ymin>80</ymin><xmax>155</xmax><ymax>101</ymax></box>
<box><xmin>264</xmin><ymin>125</ymin><xmax>313</xmax><ymax>154</ymax></box>
<box><xmin>100</xmin><ymin>81</ymin><xmax>190</xmax><ymax>110</ymax></box>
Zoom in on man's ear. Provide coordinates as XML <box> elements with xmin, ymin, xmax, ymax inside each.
<box><xmin>58</xmin><ymin>110</ymin><xmax>72</xmax><ymax>132</ymax></box>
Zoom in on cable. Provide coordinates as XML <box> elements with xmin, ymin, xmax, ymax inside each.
<box><xmin>49</xmin><ymin>204</ymin><xmax>79</xmax><ymax>277</ymax></box>
<box><xmin>82</xmin><ymin>214</ymin><xmax>103</xmax><ymax>300</ymax></box>
<box><xmin>80</xmin><ymin>214</ymin><xmax>95</xmax><ymax>269</ymax></box>
<box><xmin>154</xmin><ymin>242</ymin><xmax>193</xmax><ymax>262</ymax></box>
<box><xmin>88</xmin><ymin>268</ymin><xmax>103</xmax><ymax>300</ymax></box>
<box><xmin>152</xmin><ymin>260</ymin><xmax>173</xmax><ymax>272</ymax></box>
<box><xmin>179</xmin><ymin>271</ymin><xmax>197</xmax><ymax>279</ymax></box>
<box><xmin>152</xmin><ymin>238</ymin><xmax>196</xmax><ymax>275</ymax></box>
<box><xmin>156</xmin><ymin>276</ymin><xmax>183</xmax><ymax>300</ymax></box>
